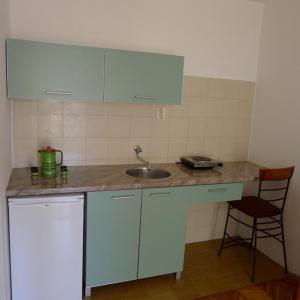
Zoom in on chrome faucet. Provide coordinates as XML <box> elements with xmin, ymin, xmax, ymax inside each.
<box><xmin>134</xmin><ymin>145</ymin><xmax>151</xmax><ymax>169</ymax></box>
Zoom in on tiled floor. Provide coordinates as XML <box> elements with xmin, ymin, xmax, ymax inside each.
<box><xmin>84</xmin><ymin>240</ymin><xmax>287</xmax><ymax>300</ymax></box>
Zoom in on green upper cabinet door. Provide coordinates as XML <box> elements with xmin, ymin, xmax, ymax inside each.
<box><xmin>6</xmin><ymin>39</ymin><xmax>105</xmax><ymax>101</ymax></box>
<box><xmin>86</xmin><ymin>190</ymin><xmax>142</xmax><ymax>288</ymax></box>
<box><xmin>104</xmin><ymin>49</ymin><xmax>184</xmax><ymax>104</ymax></box>
<box><xmin>138</xmin><ymin>187</ymin><xmax>188</xmax><ymax>279</ymax></box>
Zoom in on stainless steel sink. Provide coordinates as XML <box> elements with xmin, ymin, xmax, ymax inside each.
<box><xmin>124</xmin><ymin>167</ymin><xmax>172</xmax><ymax>180</ymax></box>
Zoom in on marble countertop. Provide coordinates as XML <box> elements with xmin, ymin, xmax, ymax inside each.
<box><xmin>6</xmin><ymin>161</ymin><xmax>261</xmax><ymax>197</ymax></box>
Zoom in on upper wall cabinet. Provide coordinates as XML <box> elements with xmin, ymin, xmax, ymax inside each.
<box><xmin>104</xmin><ymin>49</ymin><xmax>184</xmax><ymax>104</ymax></box>
<box><xmin>6</xmin><ymin>39</ymin><xmax>105</xmax><ymax>101</ymax></box>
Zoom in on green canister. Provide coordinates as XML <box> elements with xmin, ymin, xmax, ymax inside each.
<box><xmin>38</xmin><ymin>146</ymin><xmax>63</xmax><ymax>177</ymax></box>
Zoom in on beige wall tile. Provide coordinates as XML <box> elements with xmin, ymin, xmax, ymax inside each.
<box><xmin>106</xmin><ymin>103</ymin><xmax>131</xmax><ymax>116</ymax></box>
<box><xmin>206</xmin><ymin>99</ymin><xmax>224</xmax><ymax>118</ymax></box>
<box><xmin>186</xmin><ymin>138</ymin><xmax>204</xmax><ymax>155</ymax></box>
<box><xmin>170</xmin><ymin>97</ymin><xmax>189</xmax><ymax>118</ymax></box>
<box><xmin>12</xmin><ymin>100</ymin><xmax>37</xmax><ymax>115</ymax></box>
<box><xmin>191</xmin><ymin>77</ymin><xmax>209</xmax><ymax>97</ymax></box>
<box><xmin>106</xmin><ymin>159</ymin><xmax>129</xmax><ymax>165</ymax></box>
<box><xmin>130</xmin><ymin>117</ymin><xmax>151</xmax><ymax>138</ymax></box>
<box><xmin>237</xmin><ymin>118</ymin><xmax>252</xmax><ymax>137</ymax></box>
<box><xmin>150</xmin><ymin>157</ymin><xmax>168</xmax><ymax>163</ymax></box>
<box><xmin>13</xmin><ymin>138</ymin><xmax>37</xmax><ymax>167</ymax></box>
<box><xmin>208</xmin><ymin>79</ymin><xmax>225</xmax><ymax>98</ymax></box>
<box><xmin>63</xmin><ymin>115</ymin><xmax>86</xmax><ymax>138</ymax></box>
<box><xmin>221</xmin><ymin>118</ymin><xmax>237</xmax><ymax>137</ymax></box>
<box><xmin>86</xmin><ymin>159</ymin><xmax>108</xmax><ymax>166</ymax></box>
<box><xmin>149</xmin><ymin>138</ymin><xmax>168</xmax><ymax>159</ymax></box>
<box><xmin>189</xmin><ymin>98</ymin><xmax>207</xmax><ymax>117</ymax></box>
<box><xmin>37</xmin><ymin>115</ymin><xmax>62</xmax><ymax>138</ymax></box>
<box><xmin>239</xmin><ymin>81</ymin><xmax>255</xmax><ymax>100</ymax></box>
<box><xmin>238</xmin><ymin>99</ymin><xmax>254</xmax><ymax>117</ymax></box>
<box><xmin>219</xmin><ymin>137</ymin><xmax>236</xmax><ymax>156</ymax></box>
<box><xmin>108</xmin><ymin>115</ymin><xmax>130</xmax><ymax>137</ymax></box>
<box><xmin>205</xmin><ymin>118</ymin><xmax>222</xmax><ymax>137</ymax></box>
<box><xmin>11</xmin><ymin>75</ymin><xmax>255</xmax><ymax>168</ymax></box>
<box><xmin>170</xmin><ymin>117</ymin><xmax>188</xmax><ymax>138</ymax></box>
<box><xmin>37</xmin><ymin>100</ymin><xmax>62</xmax><ymax>115</ymax></box>
<box><xmin>63</xmin><ymin>101</ymin><xmax>107</xmax><ymax>115</ymax></box>
<box><xmin>13</xmin><ymin>114</ymin><xmax>37</xmax><ymax>138</ymax></box>
<box><xmin>131</xmin><ymin>104</ymin><xmax>156</xmax><ymax>117</ymax></box>
<box><xmin>223</xmin><ymin>99</ymin><xmax>239</xmax><ymax>118</ymax></box>
<box><xmin>224</xmin><ymin>80</ymin><xmax>241</xmax><ymax>99</ymax></box>
<box><xmin>86</xmin><ymin>138</ymin><xmax>108</xmax><ymax>160</ymax></box>
<box><xmin>235</xmin><ymin>137</ymin><xmax>250</xmax><ymax>160</ymax></box>
<box><xmin>63</xmin><ymin>160</ymin><xmax>86</xmax><ymax>166</ymax></box>
<box><xmin>86</xmin><ymin>115</ymin><xmax>108</xmax><ymax>138</ymax></box>
<box><xmin>204</xmin><ymin>137</ymin><xmax>220</xmax><ymax>159</ymax></box>
<box><xmin>188</xmin><ymin>118</ymin><xmax>205</xmax><ymax>137</ymax></box>
<box><xmin>63</xmin><ymin>138</ymin><xmax>86</xmax><ymax>161</ymax></box>
<box><xmin>150</xmin><ymin>118</ymin><xmax>170</xmax><ymax>138</ymax></box>
<box><xmin>107</xmin><ymin>138</ymin><xmax>129</xmax><ymax>162</ymax></box>
<box><xmin>168</xmin><ymin>138</ymin><xmax>187</xmax><ymax>161</ymax></box>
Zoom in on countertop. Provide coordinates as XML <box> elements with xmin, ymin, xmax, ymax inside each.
<box><xmin>6</xmin><ymin>161</ymin><xmax>261</xmax><ymax>197</ymax></box>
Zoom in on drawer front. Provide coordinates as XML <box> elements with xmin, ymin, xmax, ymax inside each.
<box><xmin>179</xmin><ymin>183</ymin><xmax>244</xmax><ymax>203</ymax></box>
<box><xmin>86</xmin><ymin>190</ymin><xmax>142</xmax><ymax>287</ymax></box>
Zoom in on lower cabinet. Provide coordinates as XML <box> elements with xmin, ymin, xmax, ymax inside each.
<box><xmin>86</xmin><ymin>190</ymin><xmax>142</xmax><ymax>287</ymax></box>
<box><xmin>138</xmin><ymin>187</ymin><xmax>188</xmax><ymax>279</ymax></box>
<box><xmin>85</xmin><ymin>187</ymin><xmax>188</xmax><ymax>288</ymax></box>
<box><xmin>85</xmin><ymin>183</ymin><xmax>243</xmax><ymax>289</ymax></box>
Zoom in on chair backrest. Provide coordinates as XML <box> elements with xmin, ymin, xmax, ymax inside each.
<box><xmin>258</xmin><ymin>166</ymin><xmax>294</xmax><ymax>213</ymax></box>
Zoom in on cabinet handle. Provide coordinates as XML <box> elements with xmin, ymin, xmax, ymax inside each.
<box><xmin>111</xmin><ymin>195</ymin><xmax>136</xmax><ymax>200</ymax></box>
<box><xmin>208</xmin><ymin>188</ymin><xmax>228</xmax><ymax>193</ymax></box>
<box><xmin>149</xmin><ymin>192</ymin><xmax>170</xmax><ymax>197</ymax></box>
<box><xmin>135</xmin><ymin>95</ymin><xmax>158</xmax><ymax>100</ymax></box>
<box><xmin>44</xmin><ymin>90</ymin><xmax>71</xmax><ymax>95</ymax></box>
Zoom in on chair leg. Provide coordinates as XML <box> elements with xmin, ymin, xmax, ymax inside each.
<box><xmin>251</xmin><ymin>218</ymin><xmax>257</xmax><ymax>283</ymax></box>
<box><xmin>249</xmin><ymin>218</ymin><xmax>256</xmax><ymax>249</ymax></box>
<box><xmin>281</xmin><ymin>218</ymin><xmax>288</xmax><ymax>274</ymax></box>
<box><xmin>218</xmin><ymin>205</ymin><xmax>231</xmax><ymax>257</ymax></box>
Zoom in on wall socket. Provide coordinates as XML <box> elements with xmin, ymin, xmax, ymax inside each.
<box><xmin>157</xmin><ymin>107</ymin><xmax>166</xmax><ymax>119</ymax></box>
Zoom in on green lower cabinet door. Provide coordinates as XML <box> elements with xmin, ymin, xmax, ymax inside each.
<box><xmin>138</xmin><ymin>187</ymin><xmax>188</xmax><ymax>279</ymax></box>
<box><xmin>86</xmin><ymin>190</ymin><xmax>142</xmax><ymax>287</ymax></box>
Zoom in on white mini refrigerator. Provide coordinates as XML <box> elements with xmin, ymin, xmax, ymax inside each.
<box><xmin>9</xmin><ymin>194</ymin><xmax>84</xmax><ymax>300</ymax></box>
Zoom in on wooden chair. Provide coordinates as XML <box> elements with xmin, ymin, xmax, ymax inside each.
<box><xmin>218</xmin><ymin>166</ymin><xmax>295</xmax><ymax>282</ymax></box>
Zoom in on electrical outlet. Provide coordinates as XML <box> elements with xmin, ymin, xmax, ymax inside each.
<box><xmin>157</xmin><ymin>107</ymin><xmax>166</xmax><ymax>119</ymax></box>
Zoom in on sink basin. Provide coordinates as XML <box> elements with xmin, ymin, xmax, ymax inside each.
<box><xmin>124</xmin><ymin>167</ymin><xmax>172</xmax><ymax>180</ymax></box>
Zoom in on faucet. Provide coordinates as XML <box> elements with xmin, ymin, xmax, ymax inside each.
<box><xmin>134</xmin><ymin>145</ymin><xmax>151</xmax><ymax>169</ymax></box>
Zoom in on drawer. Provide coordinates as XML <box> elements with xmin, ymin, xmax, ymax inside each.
<box><xmin>178</xmin><ymin>183</ymin><xmax>244</xmax><ymax>203</ymax></box>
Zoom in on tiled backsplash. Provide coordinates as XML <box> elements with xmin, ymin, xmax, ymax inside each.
<box><xmin>12</xmin><ymin>76</ymin><xmax>255</xmax><ymax>168</ymax></box>
<box><xmin>11</xmin><ymin>75</ymin><xmax>254</xmax><ymax>243</ymax></box>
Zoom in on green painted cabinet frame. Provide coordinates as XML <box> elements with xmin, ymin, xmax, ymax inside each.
<box><xmin>104</xmin><ymin>49</ymin><xmax>184</xmax><ymax>104</ymax></box>
<box><xmin>86</xmin><ymin>190</ymin><xmax>142</xmax><ymax>288</ymax></box>
<box><xmin>6</xmin><ymin>39</ymin><xmax>105</xmax><ymax>101</ymax></box>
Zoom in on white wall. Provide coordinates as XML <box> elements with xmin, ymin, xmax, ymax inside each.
<box><xmin>249</xmin><ymin>0</ymin><xmax>300</xmax><ymax>274</ymax></box>
<box><xmin>0</xmin><ymin>0</ymin><xmax>12</xmax><ymax>298</ymax></box>
<box><xmin>9</xmin><ymin>0</ymin><xmax>263</xmax><ymax>81</ymax></box>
